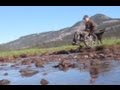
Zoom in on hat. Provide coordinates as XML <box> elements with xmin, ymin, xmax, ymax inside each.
<box><xmin>83</xmin><ymin>15</ymin><xmax>89</xmax><ymax>20</ymax></box>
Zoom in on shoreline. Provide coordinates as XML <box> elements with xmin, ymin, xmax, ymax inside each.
<box><xmin>0</xmin><ymin>45</ymin><xmax>120</xmax><ymax>64</ymax></box>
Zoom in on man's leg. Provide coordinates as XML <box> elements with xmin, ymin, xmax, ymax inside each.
<box><xmin>72</xmin><ymin>32</ymin><xmax>77</xmax><ymax>45</ymax></box>
<box><xmin>72</xmin><ymin>31</ymin><xmax>80</xmax><ymax>45</ymax></box>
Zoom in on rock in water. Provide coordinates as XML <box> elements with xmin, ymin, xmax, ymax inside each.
<box><xmin>4</xmin><ymin>73</ymin><xmax>8</xmax><ymax>76</ymax></box>
<box><xmin>19</xmin><ymin>69</ymin><xmax>39</xmax><ymax>77</ymax></box>
<box><xmin>21</xmin><ymin>59</ymin><xmax>32</xmax><ymax>65</ymax></box>
<box><xmin>55</xmin><ymin>60</ymin><xmax>75</xmax><ymax>71</ymax></box>
<box><xmin>35</xmin><ymin>60</ymin><xmax>44</xmax><ymax>67</ymax></box>
<box><xmin>0</xmin><ymin>79</ymin><xmax>10</xmax><ymax>85</ymax></box>
<box><xmin>43</xmin><ymin>73</ymin><xmax>47</xmax><ymax>76</ymax></box>
<box><xmin>40</xmin><ymin>79</ymin><xmax>49</xmax><ymax>85</ymax></box>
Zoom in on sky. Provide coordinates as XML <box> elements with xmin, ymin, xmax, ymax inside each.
<box><xmin>0</xmin><ymin>6</ymin><xmax>120</xmax><ymax>44</ymax></box>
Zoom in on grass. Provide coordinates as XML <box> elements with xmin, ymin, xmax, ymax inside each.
<box><xmin>0</xmin><ymin>38</ymin><xmax>120</xmax><ymax>60</ymax></box>
<box><xmin>0</xmin><ymin>45</ymin><xmax>78</xmax><ymax>60</ymax></box>
<box><xmin>102</xmin><ymin>37</ymin><xmax>120</xmax><ymax>46</ymax></box>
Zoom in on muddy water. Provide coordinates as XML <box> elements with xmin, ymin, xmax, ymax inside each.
<box><xmin>0</xmin><ymin>60</ymin><xmax>120</xmax><ymax>85</ymax></box>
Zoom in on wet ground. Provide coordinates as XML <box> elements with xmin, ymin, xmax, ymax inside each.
<box><xmin>0</xmin><ymin>45</ymin><xmax>120</xmax><ymax>85</ymax></box>
<box><xmin>0</xmin><ymin>57</ymin><xmax>120</xmax><ymax>85</ymax></box>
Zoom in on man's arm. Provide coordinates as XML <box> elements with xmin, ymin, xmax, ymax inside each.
<box><xmin>91</xmin><ymin>20</ymin><xmax>98</xmax><ymax>30</ymax></box>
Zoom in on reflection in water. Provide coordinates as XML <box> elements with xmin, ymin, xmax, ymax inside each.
<box><xmin>89</xmin><ymin>60</ymin><xmax>100</xmax><ymax>84</ymax></box>
<box><xmin>88</xmin><ymin>60</ymin><xmax>114</xmax><ymax>84</ymax></box>
<box><xmin>74</xmin><ymin>59</ymin><xmax>114</xmax><ymax>85</ymax></box>
<box><xmin>89</xmin><ymin>65</ymin><xmax>99</xmax><ymax>84</ymax></box>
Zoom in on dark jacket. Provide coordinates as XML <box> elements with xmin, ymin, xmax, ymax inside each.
<box><xmin>85</xmin><ymin>20</ymin><xmax>96</xmax><ymax>33</ymax></box>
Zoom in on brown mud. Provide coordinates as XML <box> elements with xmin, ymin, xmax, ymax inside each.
<box><xmin>0</xmin><ymin>45</ymin><xmax>120</xmax><ymax>67</ymax></box>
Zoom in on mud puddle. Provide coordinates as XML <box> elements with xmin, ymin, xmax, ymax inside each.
<box><xmin>0</xmin><ymin>60</ymin><xmax>120</xmax><ymax>85</ymax></box>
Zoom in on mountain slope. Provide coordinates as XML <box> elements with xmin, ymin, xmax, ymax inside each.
<box><xmin>0</xmin><ymin>13</ymin><xmax>120</xmax><ymax>50</ymax></box>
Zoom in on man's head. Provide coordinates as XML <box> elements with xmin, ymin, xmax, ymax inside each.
<box><xmin>83</xmin><ymin>15</ymin><xmax>90</xmax><ymax>22</ymax></box>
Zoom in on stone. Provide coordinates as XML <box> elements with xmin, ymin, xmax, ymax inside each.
<box><xmin>0</xmin><ymin>79</ymin><xmax>10</xmax><ymax>85</ymax></box>
<box><xmin>40</xmin><ymin>79</ymin><xmax>49</xmax><ymax>85</ymax></box>
<box><xmin>19</xmin><ymin>69</ymin><xmax>39</xmax><ymax>77</ymax></box>
<box><xmin>35</xmin><ymin>60</ymin><xmax>44</xmax><ymax>67</ymax></box>
<box><xmin>4</xmin><ymin>73</ymin><xmax>8</xmax><ymax>76</ymax></box>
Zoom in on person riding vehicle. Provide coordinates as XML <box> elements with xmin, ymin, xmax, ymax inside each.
<box><xmin>83</xmin><ymin>15</ymin><xmax>97</xmax><ymax>36</ymax></box>
<box><xmin>72</xmin><ymin>15</ymin><xmax>98</xmax><ymax>45</ymax></box>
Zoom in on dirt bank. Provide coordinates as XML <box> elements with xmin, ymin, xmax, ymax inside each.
<box><xmin>0</xmin><ymin>45</ymin><xmax>120</xmax><ymax>65</ymax></box>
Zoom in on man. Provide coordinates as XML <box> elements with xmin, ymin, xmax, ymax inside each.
<box><xmin>83</xmin><ymin>15</ymin><xmax>97</xmax><ymax>36</ymax></box>
<box><xmin>72</xmin><ymin>15</ymin><xmax>97</xmax><ymax>45</ymax></box>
